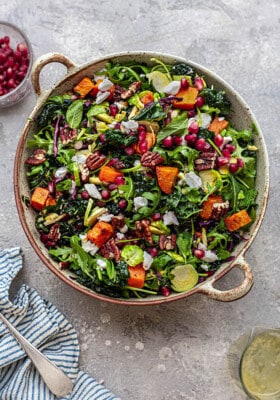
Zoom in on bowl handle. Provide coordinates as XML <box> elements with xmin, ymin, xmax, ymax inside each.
<box><xmin>31</xmin><ymin>52</ymin><xmax>77</xmax><ymax>97</ymax></box>
<box><xmin>197</xmin><ymin>255</ymin><xmax>253</xmax><ymax>302</ymax></box>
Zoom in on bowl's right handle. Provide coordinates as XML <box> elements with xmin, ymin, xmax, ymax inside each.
<box><xmin>197</xmin><ymin>255</ymin><xmax>254</xmax><ymax>302</ymax></box>
<box><xmin>31</xmin><ymin>53</ymin><xmax>78</xmax><ymax>97</ymax></box>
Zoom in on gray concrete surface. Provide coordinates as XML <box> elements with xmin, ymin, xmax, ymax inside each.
<box><xmin>0</xmin><ymin>1</ymin><xmax>280</xmax><ymax>399</ymax></box>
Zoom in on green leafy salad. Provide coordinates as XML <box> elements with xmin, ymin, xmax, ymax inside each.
<box><xmin>24</xmin><ymin>58</ymin><xmax>258</xmax><ymax>299</ymax></box>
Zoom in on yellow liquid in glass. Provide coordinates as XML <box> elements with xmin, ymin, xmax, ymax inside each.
<box><xmin>240</xmin><ymin>330</ymin><xmax>280</xmax><ymax>399</ymax></box>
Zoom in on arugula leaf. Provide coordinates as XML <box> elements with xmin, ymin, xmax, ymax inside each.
<box><xmin>176</xmin><ymin>231</ymin><xmax>193</xmax><ymax>262</ymax></box>
<box><xmin>157</xmin><ymin>112</ymin><xmax>188</xmax><ymax>142</ymax></box>
<box><xmin>66</xmin><ymin>99</ymin><xmax>84</xmax><ymax>129</ymax></box>
<box><xmin>132</xmin><ymin>101</ymin><xmax>168</xmax><ymax>121</ymax></box>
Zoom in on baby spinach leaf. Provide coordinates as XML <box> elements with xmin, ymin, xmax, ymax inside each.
<box><xmin>66</xmin><ymin>99</ymin><xmax>84</xmax><ymax>128</ymax></box>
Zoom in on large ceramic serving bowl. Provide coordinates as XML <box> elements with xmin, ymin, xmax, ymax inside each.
<box><xmin>14</xmin><ymin>52</ymin><xmax>269</xmax><ymax>305</ymax></box>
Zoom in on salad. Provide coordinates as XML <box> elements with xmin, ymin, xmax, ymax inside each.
<box><xmin>24</xmin><ymin>58</ymin><xmax>258</xmax><ymax>299</ymax></box>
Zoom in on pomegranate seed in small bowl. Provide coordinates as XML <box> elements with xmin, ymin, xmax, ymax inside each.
<box><xmin>0</xmin><ymin>22</ymin><xmax>33</xmax><ymax>108</ymax></box>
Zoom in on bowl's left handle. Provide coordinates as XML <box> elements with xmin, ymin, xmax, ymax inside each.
<box><xmin>31</xmin><ymin>53</ymin><xmax>77</xmax><ymax>97</ymax></box>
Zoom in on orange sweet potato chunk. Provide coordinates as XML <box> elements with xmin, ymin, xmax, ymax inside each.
<box><xmin>200</xmin><ymin>195</ymin><xmax>224</xmax><ymax>220</ymax></box>
<box><xmin>98</xmin><ymin>165</ymin><xmax>123</xmax><ymax>183</ymax></box>
<box><xmin>30</xmin><ymin>187</ymin><xmax>50</xmax><ymax>211</ymax></box>
<box><xmin>156</xmin><ymin>166</ymin><xmax>179</xmax><ymax>194</ymax></box>
<box><xmin>224</xmin><ymin>209</ymin><xmax>252</xmax><ymax>232</ymax></box>
<box><xmin>87</xmin><ymin>221</ymin><xmax>114</xmax><ymax>247</ymax></box>
<box><xmin>173</xmin><ymin>87</ymin><xmax>199</xmax><ymax>110</ymax></box>
<box><xmin>73</xmin><ymin>77</ymin><xmax>95</xmax><ymax>98</ymax></box>
<box><xmin>208</xmin><ymin>116</ymin><xmax>229</xmax><ymax>135</ymax></box>
<box><xmin>127</xmin><ymin>265</ymin><xmax>146</xmax><ymax>288</ymax></box>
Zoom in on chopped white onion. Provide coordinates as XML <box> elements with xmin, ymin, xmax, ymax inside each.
<box><xmin>95</xmin><ymin>91</ymin><xmax>110</xmax><ymax>104</ymax></box>
<box><xmin>134</xmin><ymin>196</ymin><xmax>148</xmax><ymax>210</ymax></box>
<box><xmin>163</xmin><ymin>81</ymin><xmax>181</xmax><ymax>95</ymax></box>
<box><xmin>185</xmin><ymin>171</ymin><xmax>202</xmax><ymax>189</ymax></box>
<box><xmin>163</xmin><ymin>211</ymin><xmax>179</xmax><ymax>226</ymax></box>
<box><xmin>121</xmin><ymin>120</ymin><xmax>138</xmax><ymax>133</ymax></box>
<box><xmin>55</xmin><ymin>166</ymin><xmax>68</xmax><ymax>179</ymax></box>
<box><xmin>98</xmin><ymin>78</ymin><xmax>113</xmax><ymax>91</ymax></box>
<box><xmin>84</xmin><ymin>183</ymin><xmax>102</xmax><ymax>200</ymax></box>
<box><xmin>143</xmin><ymin>251</ymin><xmax>154</xmax><ymax>271</ymax></box>
<box><xmin>82</xmin><ymin>240</ymin><xmax>99</xmax><ymax>255</ymax></box>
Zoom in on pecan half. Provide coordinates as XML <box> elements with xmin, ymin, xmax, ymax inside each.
<box><xmin>212</xmin><ymin>200</ymin><xmax>230</xmax><ymax>220</ymax></box>
<box><xmin>140</xmin><ymin>151</ymin><xmax>164</xmax><ymax>168</ymax></box>
<box><xmin>25</xmin><ymin>148</ymin><xmax>46</xmax><ymax>165</ymax></box>
<box><xmin>111</xmin><ymin>215</ymin><xmax>126</xmax><ymax>230</ymax></box>
<box><xmin>100</xmin><ymin>238</ymin><xmax>121</xmax><ymax>261</ymax></box>
<box><xmin>112</xmin><ymin>84</ymin><xmax>126</xmax><ymax>101</ymax></box>
<box><xmin>135</xmin><ymin>219</ymin><xmax>153</xmax><ymax>244</ymax></box>
<box><xmin>59</xmin><ymin>127</ymin><xmax>78</xmax><ymax>145</ymax></box>
<box><xmin>86</xmin><ymin>151</ymin><xmax>106</xmax><ymax>171</ymax></box>
<box><xmin>159</xmin><ymin>234</ymin><xmax>177</xmax><ymax>250</ymax></box>
<box><xmin>121</xmin><ymin>81</ymin><xmax>142</xmax><ymax>100</ymax></box>
<box><xmin>194</xmin><ymin>152</ymin><xmax>217</xmax><ymax>171</ymax></box>
<box><xmin>41</xmin><ymin>223</ymin><xmax>61</xmax><ymax>247</ymax></box>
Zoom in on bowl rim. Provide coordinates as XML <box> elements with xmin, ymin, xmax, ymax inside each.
<box><xmin>14</xmin><ymin>51</ymin><xmax>270</xmax><ymax>305</ymax></box>
<box><xmin>0</xmin><ymin>20</ymin><xmax>33</xmax><ymax>103</ymax></box>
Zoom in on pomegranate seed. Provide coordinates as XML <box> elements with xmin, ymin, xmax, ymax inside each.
<box><xmin>180</xmin><ymin>78</ymin><xmax>189</xmax><ymax>89</ymax></box>
<box><xmin>109</xmin><ymin>104</ymin><xmax>118</xmax><ymax>117</ymax></box>
<box><xmin>164</xmin><ymin>117</ymin><xmax>172</xmax><ymax>125</ymax></box>
<box><xmin>162</xmin><ymin>136</ymin><xmax>174</xmax><ymax>148</ymax></box>
<box><xmin>139</xmin><ymin>140</ymin><xmax>148</xmax><ymax>153</ymax></box>
<box><xmin>195</xmin><ymin>138</ymin><xmax>206</xmax><ymax>151</ymax></box>
<box><xmin>138</xmin><ymin>131</ymin><xmax>146</xmax><ymax>141</ymax></box>
<box><xmin>101</xmin><ymin>189</ymin><xmax>111</xmax><ymax>199</ymax></box>
<box><xmin>118</xmin><ymin>199</ymin><xmax>128</xmax><ymax>209</ymax></box>
<box><xmin>214</xmin><ymin>134</ymin><xmax>224</xmax><ymax>147</ymax></box>
<box><xmin>222</xmin><ymin>149</ymin><xmax>231</xmax><ymax>158</ymax></box>
<box><xmin>184</xmin><ymin>133</ymin><xmax>197</xmax><ymax>147</ymax></box>
<box><xmin>124</xmin><ymin>146</ymin><xmax>134</xmax><ymax>155</ymax></box>
<box><xmin>6</xmin><ymin>67</ymin><xmax>13</xmax><ymax>78</ymax></box>
<box><xmin>196</xmin><ymin>96</ymin><xmax>205</xmax><ymax>108</ymax></box>
<box><xmin>193</xmin><ymin>248</ymin><xmax>205</xmax><ymax>259</ymax></box>
<box><xmin>17</xmin><ymin>42</ymin><xmax>28</xmax><ymax>57</ymax></box>
<box><xmin>149</xmin><ymin>247</ymin><xmax>159</xmax><ymax>257</ymax></box>
<box><xmin>237</xmin><ymin>158</ymin><xmax>244</xmax><ymax>168</ymax></box>
<box><xmin>188</xmin><ymin>120</ymin><xmax>199</xmax><ymax>134</ymax></box>
<box><xmin>229</xmin><ymin>163</ymin><xmax>239</xmax><ymax>174</ymax></box>
<box><xmin>0</xmin><ymin>75</ymin><xmax>4</xmax><ymax>83</ymax></box>
<box><xmin>216</xmin><ymin>156</ymin><xmax>229</xmax><ymax>167</ymax></box>
<box><xmin>187</xmin><ymin>110</ymin><xmax>196</xmax><ymax>118</ymax></box>
<box><xmin>161</xmin><ymin>286</ymin><xmax>171</xmax><ymax>297</ymax></box>
<box><xmin>152</xmin><ymin>212</ymin><xmax>162</xmax><ymax>221</ymax></box>
<box><xmin>108</xmin><ymin>183</ymin><xmax>118</xmax><ymax>191</ymax></box>
<box><xmin>138</xmin><ymin>124</ymin><xmax>146</xmax><ymax>133</ymax></box>
<box><xmin>81</xmin><ymin>190</ymin><xmax>90</xmax><ymax>200</ymax></box>
<box><xmin>115</xmin><ymin>175</ymin><xmax>125</xmax><ymax>185</ymax></box>
<box><xmin>7</xmin><ymin>78</ymin><xmax>16</xmax><ymax>88</ymax></box>
<box><xmin>194</xmin><ymin>77</ymin><xmax>204</xmax><ymax>91</ymax></box>
<box><xmin>99</xmin><ymin>134</ymin><xmax>106</xmax><ymax>143</ymax></box>
<box><xmin>203</xmin><ymin>141</ymin><xmax>211</xmax><ymax>152</ymax></box>
<box><xmin>224</xmin><ymin>144</ymin><xmax>235</xmax><ymax>153</ymax></box>
<box><xmin>173</xmin><ymin>135</ymin><xmax>183</xmax><ymax>146</ymax></box>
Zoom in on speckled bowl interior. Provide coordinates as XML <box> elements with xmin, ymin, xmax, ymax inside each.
<box><xmin>14</xmin><ymin>52</ymin><xmax>269</xmax><ymax>305</ymax></box>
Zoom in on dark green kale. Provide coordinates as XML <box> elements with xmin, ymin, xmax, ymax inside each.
<box><xmin>105</xmin><ymin>129</ymin><xmax>138</xmax><ymax>147</ymax></box>
<box><xmin>171</xmin><ymin>63</ymin><xmax>196</xmax><ymax>81</ymax></box>
<box><xmin>37</xmin><ymin>99</ymin><xmax>72</xmax><ymax>126</ymax></box>
<box><xmin>202</xmin><ymin>88</ymin><xmax>231</xmax><ymax>115</ymax></box>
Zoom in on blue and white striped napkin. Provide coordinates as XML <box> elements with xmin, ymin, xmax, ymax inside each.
<box><xmin>0</xmin><ymin>247</ymin><xmax>120</xmax><ymax>400</ymax></box>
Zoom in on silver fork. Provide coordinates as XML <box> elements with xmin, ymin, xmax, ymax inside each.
<box><xmin>0</xmin><ymin>311</ymin><xmax>73</xmax><ymax>397</ymax></box>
